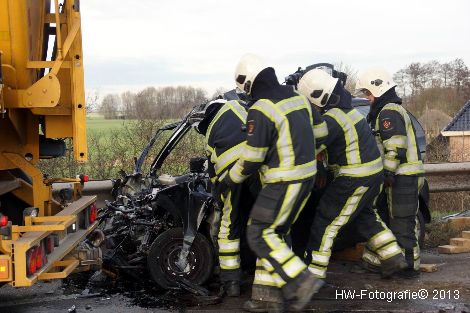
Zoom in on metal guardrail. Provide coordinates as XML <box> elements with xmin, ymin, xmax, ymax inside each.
<box><xmin>425</xmin><ymin>162</ymin><xmax>470</xmax><ymax>193</ymax></box>
<box><xmin>424</xmin><ymin>162</ymin><xmax>470</xmax><ymax>176</ymax></box>
<box><xmin>52</xmin><ymin>163</ymin><xmax>470</xmax><ymax>202</ymax></box>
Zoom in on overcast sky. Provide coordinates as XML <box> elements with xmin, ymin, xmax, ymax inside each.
<box><xmin>80</xmin><ymin>0</ymin><xmax>470</xmax><ymax>96</ymax></box>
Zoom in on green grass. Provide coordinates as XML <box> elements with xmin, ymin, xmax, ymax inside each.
<box><xmin>86</xmin><ymin>117</ymin><xmax>129</xmax><ymax>134</ymax></box>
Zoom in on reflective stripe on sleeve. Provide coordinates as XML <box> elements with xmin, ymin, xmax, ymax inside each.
<box><xmin>383</xmin><ymin>135</ymin><xmax>407</xmax><ymax>149</ymax></box>
<box><xmin>243</xmin><ymin>145</ymin><xmax>268</xmax><ymax>162</ymax></box>
<box><xmin>262</xmin><ymin>160</ymin><xmax>317</xmax><ymax>183</ymax></box>
<box><xmin>396</xmin><ymin>162</ymin><xmax>425</xmax><ymax>175</ymax></box>
<box><xmin>314</xmin><ymin>121</ymin><xmax>328</xmax><ymax>139</ymax></box>
<box><xmin>214</xmin><ymin>142</ymin><xmax>245</xmax><ymax>175</ymax></box>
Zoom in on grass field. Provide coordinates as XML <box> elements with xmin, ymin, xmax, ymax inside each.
<box><xmin>87</xmin><ymin>116</ymin><xmax>129</xmax><ymax>133</ymax></box>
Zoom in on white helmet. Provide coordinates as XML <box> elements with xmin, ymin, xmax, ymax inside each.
<box><xmin>297</xmin><ymin>69</ymin><xmax>339</xmax><ymax>107</ymax></box>
<box><xmin>234</xmin><ymin>53</ymin><xmax>267</xmax><ymax>95</ymax></box>
<box><xmin>355</xmin><ymin>67</ymin><xmax>396</xmax><ymax>97</ymax></box>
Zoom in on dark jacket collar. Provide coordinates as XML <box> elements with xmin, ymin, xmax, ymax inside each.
<box><xmin>368</xmin><ymin>87</ymin><xmax>402</xmax><ymax>127</ymax></box>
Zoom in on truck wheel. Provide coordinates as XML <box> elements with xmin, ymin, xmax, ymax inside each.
<box><xmin>147</xmin><ymin>227</ymin><xmax>214</xmax><ymax>289</ymax></box>
<box><xmin>417</xmin><ymin>210</ymin><xmax>426</xmax><ymax>248</ymax></box>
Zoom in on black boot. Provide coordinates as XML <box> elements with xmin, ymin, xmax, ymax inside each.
<box><xmin>350</xmin><ymin>260</ymin><xmax>380</xmax><ymax>274</ymax></box>
<box><xmin>225</xmin><ymin>280</ymin><xmax>240</xmax><ymax>297</ymax></box>
<box><xmin>244</xmin><ymin>285</ymin><xmax>283</xmax><ymax>313</ymax></box>
<box><xmin>283</xmin><ymin>270</ymin><xmax>324</xmax><ymax>312</ymax></box>
<box><xmin>380</xmin><ymin>253</ymin><xmax>408</xmax><ymax>278</ymax></box>
<box><xmin>395</xmin><ymin>268</ymin><xmax>420</xmax><ymax>279</ymax></box>
<box><xmin>243</xmin><ymin>300</ymin><xmax>283</xmax><ymax>313</ymax></box>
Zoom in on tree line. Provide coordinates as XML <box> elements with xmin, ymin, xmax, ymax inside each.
<box><xmin>98</xmin><ymin>86</ymin><xmax>207</xmax><ymax>119</ymax></box>
<box><xmin>96</xmin><ymin>58</ymin><xmax>469</xmax><ymax>121</ymax></box>
<box><xmin>393</xmin><ymin>58</ymin><xmax>469</xmax><ymax>118</ymax></box>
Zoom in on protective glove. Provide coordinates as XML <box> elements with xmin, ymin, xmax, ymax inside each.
<box><xmin>384</xmin><ymin>170</ymin><xmax>395</xmax><ymax>187</ymax></box>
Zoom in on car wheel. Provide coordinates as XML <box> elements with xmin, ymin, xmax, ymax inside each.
<box><xmin>416</xmin><ymin>210</ymin><xmax>426</xmax><ymax>248</ymax></box>
<box><xmin>147</xmin><ymin>227</ymin><xmax>214</xmax><ymax>289</ymax></box>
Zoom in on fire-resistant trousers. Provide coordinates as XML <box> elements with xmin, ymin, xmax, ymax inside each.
<box><xmin>363</xmin><ymin>175</ymin><xmax>424</xmax><ymax>270</ymax></box>
<box><xmin>247</xmin><ymin>180</ymin><xmax>314</xmax><ymax>294</ymax></box>
<box><xmin>218</xmin><ymin>175</ymin><xmax>260</xmax><ymax>282</ymax></box>
<box><xmin>306</xmin><ymin>173</ymin><xmax>402</xmax><ymax>278</ymax></box>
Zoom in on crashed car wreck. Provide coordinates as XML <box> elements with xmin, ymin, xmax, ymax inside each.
<box><xmin>98</xmin><ymin>90</ymin><xmax>247</xmax><ymax>293</ymax></box>
<box><xmin>98</xmin><ymin>67</ymin><xmax>431</xmax><ymax>294</ymax></box>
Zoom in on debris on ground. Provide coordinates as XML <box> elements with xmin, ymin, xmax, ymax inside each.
<box><xmin>439</xmin><ymin>229</ymin><xmax>470</xmax><ymax>254</ymax></box>
<box><xmin>419</xmin><ymin>263</ymin><xmax>438</xmax><ymax>272</ymax></box>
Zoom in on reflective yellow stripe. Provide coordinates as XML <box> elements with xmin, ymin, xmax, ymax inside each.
<box><xmin>253</xmin><ymin>100</ymin><xmax>294</xmax><ymax>168</ymax></box>
<box><xmin>218</xmin><ymin>239</ymin><xmax>240</xmax><ymax>253</ymax></box>
<box><xmin>325</xmin><ymin>108</ymin><xmax>361</xmax><ymax>165</ymax></box>
<box><xmin>308</xmin><ymin>265</ymin><xmax>326</xmax><ymax>278</ymax></box>
<box><xmin>282</xmin><ymin>256</ymin><xmax>306</xmax><ymax>279</ymax></box>
<box><xmin>219</xmin><ymin>255</ymin><xmax>241</xmax><ymax>269</ymax></box>
<box><xmin>269</xmin><ymin>246</ymin><xmax>294</xmax><ymax>265</ymax></box>
<box><xmin>362</xmin><ymin>247</ymin><xmax>381</xmax><ymax>266</ymax></box>
<box><xmin>243</xmin><ymin>144</ymin><xmax>268</xmax><ymax>162</ymax></box>
<box><xmin>227</xmin><ymin>100</ymin><xmax>248</xmax><ymax>122</ymax></box>
<box><xmin>384</xmin><ymin>156</ymin><xmax>400</xmax><ymax>172</ymax></box>
<box><xmin>271</xmin><ymin>273</ymin><xmax>287</xmax><ymax>287</ymax></box>
<box><xmin>219</xmin><ymin>190</ymin><xmax>234</xmax><ymax>239</ymax></box>
<box><xmin>206</xmin><ymin>105</ymin><xmax>231</xmax><ymax>148</ymax></box>
<box><xmin>229</xmin><ymin>161</ymin><xmax>248</xmax><ymax>183</ymax></box>
<box><xmin>383</xmin><ymin>135</ymin><xmax>407</xmax><ymax>149</ymax></box>
<box><xmin>311</xmin><ymin>252</ymin><xmax>330</xmax><ymax>266</ymax></box>
<box><xmin>272</xmin><ymin>183</ymin><xmax>300</xmax><ymax>227</ymax></box>
<box><xmin>260</xmin><ymin>258</ymin><xmax>275</xmax><ymax>272</ymax></box>
<box><xmin>314</xmin><ymin>121</ymin><xmax>328</xmax><ymax>139</ymax></box>
<box><xmin>396</xmin><ymin>162</ymin><xmax>425</xmax><ymax>175</ymax></box>
<box><xmin>347</xmin><ymin>109</ymin><xmax>364</xmax><ymax>124</ymax></box>
<box><xmin>318</xmin><ymin>186</ymin><xmax>368</xmax><ymax>253</ymax></box>
<box><xmin>376</xmin><ymin>104</ymin><xmax>424</xmax><ymax>175</ymax></box>
<box><xmin>376</xmin><ymin>241</ymin><xmax>402</xmax><ymax>260</ymax></box>
<box><xmin>279</xmin><ymin>96</ymin><xmax>309</xmax><ymax>114</ymax></box>
<box><xmin>262</xmin><ymin>160</ymin><xmax>317</xmax><ymax>183</ymax></box>
<box><xmin>254</xmin><ymin>270</ymin><xmax>277</xmax><ymax>287</ymax></box>
<box><xmin>368</xmin><ymin>229</ymin><xmax>396</xmax><ymax>250</ymax></box>
<box><xmin>214</xmin><ymin>142</ymin><xmax>245</xmax><ymax>175</ymax></box>
<box><xmin>337</xmin><ymin>157</ymin><xmax>383</xmax><ymax>177</ymax></box>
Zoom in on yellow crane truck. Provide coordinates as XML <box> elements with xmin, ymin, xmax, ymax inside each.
<box><xmin>0</xmin><ymin>0</ymin><xmax>101</xmax><ymax>287</ymax></box>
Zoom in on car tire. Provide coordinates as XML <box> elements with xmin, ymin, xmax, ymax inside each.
<box><xmin>147</xmin><ymin>227</ymin><xmax>214</xmax><ymax>289</ymax></box>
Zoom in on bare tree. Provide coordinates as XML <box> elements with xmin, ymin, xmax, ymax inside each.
<box><xmin>450</xmin><ymin>58</ymin><xmax>469</xmax><ymax>93</ymax></box>
<box><xmin>334</xmin><ymin>62</ymin><xmax>358</xmax><ymax>93</ymax></box>
<box><xmin>86</xmin><ymin>89</ymin><xmax>100</xmax><ymax>114</ymax></box>
<box><xmin>99</xmin><ymin>94</ymin><xmax>120</xmax><ymax>119</ymax></box>
<box><xmin>439</xmin><ymin>62</ymin><xmax>453</xmax><ymax>87</ymax></box>
<box><xmin>393</xmin><ymin>69</ymin><xmax>408</xmax><ymax>97</ymax></box>
<box><xmin>121</xmin><ymin>91</ymin><xmax>135</xmax><ymax>119</ymax></box>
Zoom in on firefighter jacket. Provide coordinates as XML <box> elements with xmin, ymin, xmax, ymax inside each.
<box><xmin>205</xmin><ymin>100</ymin><xmax>247</xmax><ymax>183</ymax></box>
<box><xmin>370</xmin><ymin>89</ymin><xmax>424</xmax><ymax>176</ymax></box>
<box><xmin>312</xmin><ymin>107</ymin><xmax>328</xmax><ymax>153</ymax></box>
<box><xmin>227</xmin><ymin>94</ymin><xmax>317</xmax><ymax>184</ymax></box>
<box><xmin>321</xmin><ymin>84</ymin><xmax>383</xmax><ymax>178</ymax></box>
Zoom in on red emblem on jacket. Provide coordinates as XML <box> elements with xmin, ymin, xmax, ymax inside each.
<box><xmin>383</xmin><ymin>119</ymin><xmax>391</xmax><ymax>129</ymax></box>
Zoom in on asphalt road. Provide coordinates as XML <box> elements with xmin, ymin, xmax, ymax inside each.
<box><xmin>1</xmin><ymin>249</ymin><xmax>469</xmax><ymax>313</ymax></box>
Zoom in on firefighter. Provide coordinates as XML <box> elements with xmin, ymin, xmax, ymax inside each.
<box><xmin>297</xmin><ymin>69</ymin><xmax>406</xmax><ymax>280</ymax></box>
<box><xmin>355</xmin><ymin>67</ymin><xmax>425</xmax><ymax>278</ymax></box>
<box><xmin>196</xmin><ymin>98</ymin><xmax>259</xmax><ymax>296</ymax></box>
<box><xmin>218</xmin><ymin>54</ymin><xmax>321</xmax><ymax>312</ymax></box>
